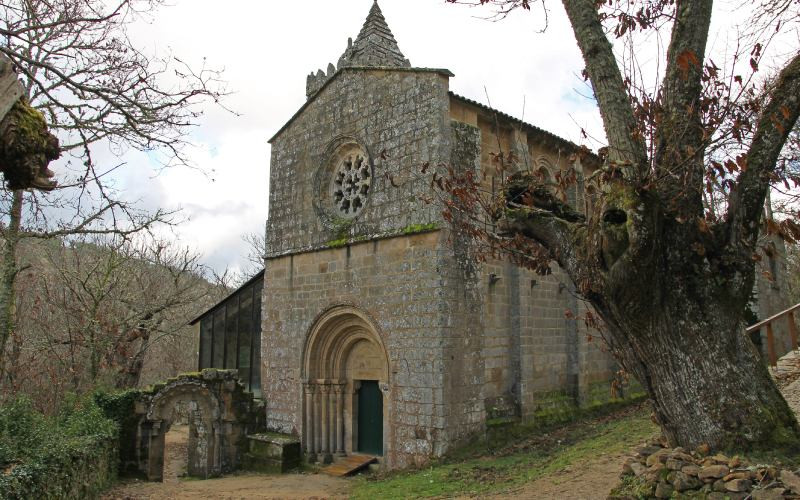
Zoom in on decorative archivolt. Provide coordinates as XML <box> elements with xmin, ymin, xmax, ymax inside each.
<box><xmin>303</xmin><ymin>306</ymin><xmax>389</xmax><ymax>382</ymax></box>
<box><xmin>301</xmin><ymin>305</ymin><xmax>389</xmax><ymax>460</ymax></box>
<box><xmin>535</xmin><ymin>156</ymin><xmax>554</xmax><ymax>181</ymax></box>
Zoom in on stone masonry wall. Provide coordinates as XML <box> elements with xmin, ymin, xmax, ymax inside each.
<box><xmin>262</xmin><ymin>232</ymin><xmax>450</xmax><ymax>468</ymax></box>
<box><xmin>264</xmin><ymin>67</ymin><xmax>459</xmax><ymax>468</ymax></box>
<box><xmin>439</xmin><ymin>121</ymin><xmax>486</xmax><ymax>448</ymax></box>
<box><xmin>755</xmin><ymin>235</ymin><xmax>795</xmax><ymax>358</ymax></box>
<box><xmin>449</xmin><ymin>97</ymin><xmax>618</xmax><ymax>420</ymax></box>
<box><xmin>266</xmin><ymin>68</ymin><xmax>451</xmax><ymax>258</ymax></box>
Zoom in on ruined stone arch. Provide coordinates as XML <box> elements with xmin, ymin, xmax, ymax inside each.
<box><xmin>147</xmin><ymin>379</ymin><xmax>222</xmax><ymax>422</ymax></box>
<box><xmin>301</xmin><ymin>305</ymin><xmax>391</xmax><ymax>462</ymax></box>
<box><xmin>139</xmin><ymin>379</ymin><xmax>221</xmax><ymax>481</ymax></box>
<box><xmin>132</xmin><ymin>371</ymin><xmax>259</xmax><ymax>481</ymax></box>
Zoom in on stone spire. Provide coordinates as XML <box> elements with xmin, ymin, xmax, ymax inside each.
<box><xmin>307</xmin><ymin>1</ymin><xmax>411</xmax><ymax>98</ymax></box>
<box><xmin>338</xmin><ymin>0</ymin><xmax>411</xmax><ymax>68</ymax></box>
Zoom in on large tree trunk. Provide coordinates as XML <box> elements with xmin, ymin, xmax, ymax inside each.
<box><xmin>504</xmin><ymin>174</ymin><xmax>800</xmax><ymax>451</ymax></box>
<box><xmin>459</xmin><ymin>0</ymin><xmax>800</xmax><ymax>453</ymax></box>
<box><xmin>602</xmin><ymin>282</ymin><xmax>798</xmax><ymax>450</ymax></box>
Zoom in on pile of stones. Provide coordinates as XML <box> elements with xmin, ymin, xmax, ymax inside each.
<box><xmin>615</xmin><ymin>438</ymin><xmax>800</xmax><ymax>499</ymax></box>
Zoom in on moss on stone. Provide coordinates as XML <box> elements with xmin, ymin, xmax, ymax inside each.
<box><xmin>330</xmin><ymin>216</ymin><xmax>354</xmax><ymax>239</ymax></box>
<box><xmin>401</xmin><ymin>222</ymin><xmax>438</xmax><ymax>234</ymax></box>
<box><xmin>326</xmin><ymin>237</ymin><xmax>349</xmax><ymax>248</ymax></box>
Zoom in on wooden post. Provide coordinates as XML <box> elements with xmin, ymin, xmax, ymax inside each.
<box><xmin>789</xmin><ymin>311</ymin><xmax>799</xmax><ymax>351</ymax></box>
<box><xmin>767</xmin><ymin>323</ymin><xmax>777</xmax><ymax>366</ymax></box>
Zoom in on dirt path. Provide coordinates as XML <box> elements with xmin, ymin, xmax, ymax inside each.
<box><xmin>488</xmin><ymin>450</ymin><xmax>630</xmax><ymax>500</ymax></box>
<box><xmin>162</xmin><ymin>424</ymin><xmax>189</xmax><ymax>483</ymax></box>
<box><xmin>103</xmin><ymin>473</ymin><xmax>350</xmax><ymax>500</ymax></box>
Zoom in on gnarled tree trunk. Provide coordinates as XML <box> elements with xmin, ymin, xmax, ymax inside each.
<box><xmin>505</xmin><ymin>171</ymin><xmax>800</xmax><ymax>451</ymax></box>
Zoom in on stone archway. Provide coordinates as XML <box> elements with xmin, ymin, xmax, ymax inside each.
<box><xmin>132</xmin><ymin>370</ymin><xmax>261</xmax><ymax>481</ymax></box>
<box><xmin>142</xmin><ymin>379</ymin><xmax>221</xmax><ymax>481</ymax></box>
<box><xmin>302</xmin><ymin>306</ymin><xmax>390</xmax><ymax>463</ymax></box>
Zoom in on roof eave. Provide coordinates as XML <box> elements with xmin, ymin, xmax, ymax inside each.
<box><xmin>449</xmin><ymin>92</ymin><xmax>602</xmax><ymax>166</ymax></box>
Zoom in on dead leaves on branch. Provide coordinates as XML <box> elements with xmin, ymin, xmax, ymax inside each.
<box><xmin>676</xmin><ymin>50</ymin><xmax>701</xmax><ymax>81</ymax></box>
<box><xmin>765</xmin><ymin>217</ymin><xmax>800</xmax><ymax>244</ymax></box>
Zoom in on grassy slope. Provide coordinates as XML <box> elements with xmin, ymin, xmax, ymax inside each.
<box><xmin>351</xmin><ymin>405</ymin><xmax>657</xmax><ymax>499</ymax></box>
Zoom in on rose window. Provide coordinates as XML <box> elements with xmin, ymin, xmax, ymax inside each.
<box><xmin>330</xmin><ymin>152</ymin><xmax>371</xmax><ymax>217</ymax></box>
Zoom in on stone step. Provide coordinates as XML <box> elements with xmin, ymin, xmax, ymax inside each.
<box><xmin>240</xmin><ymin>433</ymin><xmax>301</xmax><ymax>474</ymax></box>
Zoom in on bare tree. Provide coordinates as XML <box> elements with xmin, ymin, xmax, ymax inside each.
<box><xmin>240</xmin><ymin>230</ymin><xmax>266</xmax><ymax>278</ymax></box>
<box><xmin>0</xmin><ymin>0</ymin><xmax>228</xmax><ymax>373</ymax></box>
<box><xmin>4</xmin><ymin>236</ymin><xmax>226</xmax><ymax>411</ymax></box>
<box><xmin>443</xmin><ymin>0</ymin><xmax>800</xmax><ymax>450</ymax></box>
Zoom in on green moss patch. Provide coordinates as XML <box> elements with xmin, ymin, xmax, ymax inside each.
<box><xmin>401</xmin><ymin>223</ymin><xmax>438</xmax><ymax>235</ymax></box>
<box><xmin>351</xmin><ymin>403</ymin><xmax>656</xmax><ymax>499</ymax></box>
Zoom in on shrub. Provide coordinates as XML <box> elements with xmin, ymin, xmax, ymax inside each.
<box><xmin>93</xmin><ymin>388</ymin><xmax>142</xmax><ymax>475</ymax></box>
<box><xmin>0</xmin><ymin>394</ymin><xmax>118</xmax><ymax>499</ymax></box>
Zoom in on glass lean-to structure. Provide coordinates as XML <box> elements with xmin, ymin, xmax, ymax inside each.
<box><xmin>192</xmin><ymin>270</ymin><xmax>263</xmax><ymax>398</ymax></box>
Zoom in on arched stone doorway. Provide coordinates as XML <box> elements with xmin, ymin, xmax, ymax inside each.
<box><xmin>131</xmin><ymin>370</ymin><xmax>261</xmax><ymax>481</ymax></box>
<box><xmin>302</xmin><ymin>306</ymin><xmax>390</xmax><ymax>463</ymax></box>
<box><xmin>141</xmin><ymin>379</ymin><xmax>222</xmax><ymax>481</ymax></box>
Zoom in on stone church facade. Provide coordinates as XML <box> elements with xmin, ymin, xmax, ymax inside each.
<box><xmin>183</xmin><ymin>0</ymin><xmax>796</xmax><ymax>473</ymax></box>
<box><xmin>259</xmin><ymin>1</ymin><xmax>621</xmax><ymax>469</ymax></box>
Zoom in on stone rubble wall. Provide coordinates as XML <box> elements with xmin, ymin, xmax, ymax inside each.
<box><xmin>613</xmin><ymin>439</ymin><xmax>800</xmax><ymax>499</ymax></box>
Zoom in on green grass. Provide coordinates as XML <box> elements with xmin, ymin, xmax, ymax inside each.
<box><xmin>350</xmin><ymin>406</ymin><xmax>657</xmax><ymax>499</ymax></box>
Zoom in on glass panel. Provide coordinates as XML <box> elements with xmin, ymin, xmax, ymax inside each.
<box><xmin>212</xmin><ymin>308</ymin><xmax>225</xmax><ymax>368</ymax></box>
<box><xmin>225</xmin><ymin>300</ymin><xmax>239</xmax><ymax>369</ymax></box>
<box><xmin>251</xmin><ymin>280</ymin><xmax>263</xmax><ymax>398</ymax></box>
<box><xmin>238</xmin><ymin>286</ymin><xmax>252</xmax><ymax>388</ymax></box>
<box><xmin>199</xmin><ymin>318</ymin><xmax>213</xmax><ymax>369</ymax></box>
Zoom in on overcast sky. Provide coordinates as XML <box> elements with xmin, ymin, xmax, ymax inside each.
<box><xmin>98</xmin><ymin>0</ymin><xmax>603</xmax><ymax>276</ymax></box>
<box><xmin>92</xmin><ymin>0</ymin><xmax>771</xmax><ymax>276</ymax></box>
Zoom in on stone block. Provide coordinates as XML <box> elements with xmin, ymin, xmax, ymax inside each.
<box><xmin>241</xmin><ymin>433</ymin><xmax>301</xmax><ymax>473</ymax></box>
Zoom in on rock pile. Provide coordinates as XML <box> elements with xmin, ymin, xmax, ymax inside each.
<box><xmin>613</xmin><ymin>438</ymin><xmax>800</xmax><ymax>499</ymax></box>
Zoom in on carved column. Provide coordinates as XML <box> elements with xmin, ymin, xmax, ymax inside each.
<box><xmin>321</xmin><ymin>383</ymin><xmax>332</xmax><ymax>463</ymax></box>
<box><xmin>334</xmin><ymin>383</ymin><xmax>345</xmax><ymax>455</ymax></box>
<box><xmin>304</xmin><ymin>383</ymin><xmax>317</xmax><ymax>462</ymax></box>
<box><xmin>313</xmin><ymin>383</ymin><xmax>322</xmax><ymax>456</ymax></box>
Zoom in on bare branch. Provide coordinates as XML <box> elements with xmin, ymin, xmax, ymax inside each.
<box><xmin>728</xmin><ymin>52</ymin><xmax>800</xmax><ymax>246</ymax></box>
